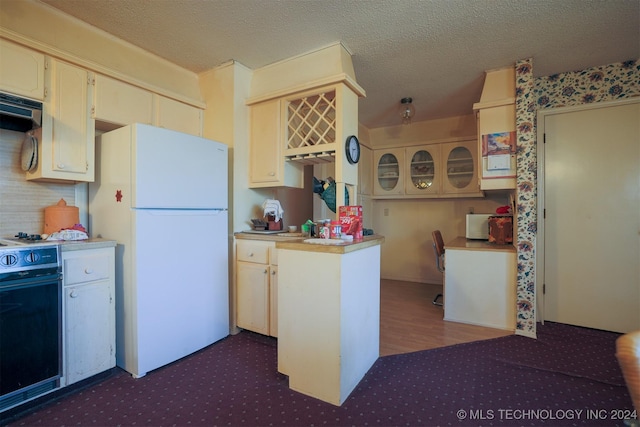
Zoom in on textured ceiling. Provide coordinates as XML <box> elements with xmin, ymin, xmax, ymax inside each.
<box><xmin>40</xmin><ymin>0</ymin><xmax>640</xmax><ymax>129</ymax></box>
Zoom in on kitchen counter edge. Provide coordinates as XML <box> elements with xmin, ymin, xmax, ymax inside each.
<box><xmin>275</xmin><ymin>235</ymin><xmax>385</xmax><ymax>254</ymax></box>
<box><xmin>59</xmin><ymin>238</ymin><xmax>117</xmax><ymax>252</ymax></box>
<box><xmin>234</xmin><ymin>231</ymin><xmax>308</xmax><ymax>242</ymax></box>
<box><xmin>446</xmin><ymin>236</ymin><xmax>515</xmax><ymax>253</ymax></box>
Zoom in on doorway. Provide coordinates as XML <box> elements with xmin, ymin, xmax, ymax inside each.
<box><xmin>537</xmin><ymin>100</ymin><xmax>639</xmax><ymax>333</ymax></box>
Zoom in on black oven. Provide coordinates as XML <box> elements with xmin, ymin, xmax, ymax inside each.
<box><xmin>0</xmin><ymin>244</ymin><xmax>62</xmax><ymax>413</ymax></box>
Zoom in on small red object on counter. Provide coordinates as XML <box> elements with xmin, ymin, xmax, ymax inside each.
<box><xmin>496</xmin><ymin>205</ymin><xmax>512</xmax><ymax>214</ymax></box>
<box><xmin>266</xmin><ymin>215</ymin><xmax>283</xmax><ymax>231</ymax></box>
<box><xmin>339</xmin><ymin>206</ymin><xmax>363</xmax><ymax>240</ymax></box>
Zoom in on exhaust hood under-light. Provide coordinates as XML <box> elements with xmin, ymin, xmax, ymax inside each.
<box><xmin>0</xmin><ymin>92</ymin><xmax>42</xmax><ymax>132</ymax></box>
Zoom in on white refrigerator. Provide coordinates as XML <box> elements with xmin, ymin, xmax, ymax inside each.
<box><xmin>89</xmin><ymin>123</ymin><xmax>229</xmax><ymax>378</ymax></box>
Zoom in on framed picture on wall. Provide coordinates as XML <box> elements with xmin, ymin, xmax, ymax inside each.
<box><xmin>481</xmin><ymin>131</ymin><xmax>516</xmax><ymax>178</ymax></box>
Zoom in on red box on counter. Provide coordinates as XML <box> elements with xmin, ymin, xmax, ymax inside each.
<box><xmin>488</xmin><ymin>215</ymin><xmax>513</xmax><ymax>245</ymax></box>
<box><xmin>266</xmin><ymin>215</ymin><xmax>283</xmax><ymax>231</ymax></box>
<box><xmin>339</xmin><ymin>205</ymin><xmax>363</xmax><ymax>240</ymax></box>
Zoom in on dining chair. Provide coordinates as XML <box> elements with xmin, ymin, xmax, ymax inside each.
<box><xmin>432</xmin><ymin>230</ymin><xmax>445</xmax><ymax>306</ymax></box>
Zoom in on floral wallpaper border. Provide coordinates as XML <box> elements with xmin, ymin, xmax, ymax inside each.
<box><xmin>514</xmin><ymin>58</ymin><xmax>639</xmax><ymax>337</ymax></box>
<box><xmin>514</xmin><ymin>58</ymin><xmax>536</xmax><ymax>336</ymax></box>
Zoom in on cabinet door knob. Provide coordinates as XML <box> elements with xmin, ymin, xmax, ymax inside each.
<box><xmin>57</xmin><ymin>163</ymin><xmax>65</xmax><ymax>169</ymax></box>
<box><xmin>84</xmin><ymin>268</ymin><xmax>93</xmax><ymax>274</ymax></box>
<box><xmin>268</xmin><ymin>172</ymin><xmax>275</xmax><ymax>176</ymax></box>
<box><xmin>70</xmin><ymin>290</ymin><xmax>78</xmax><ymax>298</ymax></box>
<box><xmin>248</xmin><ymin>252</ymin><xmax>254</xmax><ymax>257</ymax></box>
<box><xmin>271</xmin><ymin>271</ymin><xmax>276</xmax><ymax>275</ymax></box>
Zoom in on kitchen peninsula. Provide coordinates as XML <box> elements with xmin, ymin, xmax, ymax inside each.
<box><xmin>276</xmin><ymin>235</ymin><xmax>384</xmax><ymax>406</ymax></box>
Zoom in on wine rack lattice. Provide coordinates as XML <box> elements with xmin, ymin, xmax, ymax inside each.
<box><xmin>286</xmin><ymin>90</ymin><xmax>336</xmax><ymax>152</ymax></box>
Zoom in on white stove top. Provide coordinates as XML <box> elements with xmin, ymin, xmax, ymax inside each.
<box><xmin>0</xmin><ymin>238</ymin><xmax>26</xmax><ymax>247</ymax></box>
<box><xmin>0</xmin><ymin>237</ymin><xmax>59</xmax><ymax>248</ymax></box>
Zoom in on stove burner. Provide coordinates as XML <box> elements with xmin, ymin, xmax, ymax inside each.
<box><xmin>14</xmin><ymin>232</ymin><xmax>43</xmax><ymax>242</ymax></box>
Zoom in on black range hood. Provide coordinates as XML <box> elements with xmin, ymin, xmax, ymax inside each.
<box><xmin>0</xmin><ymin>92</ymin><xmax>42</xmax><ymax>132</ymax></box>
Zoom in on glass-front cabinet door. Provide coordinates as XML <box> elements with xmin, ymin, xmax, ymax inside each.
<box><xmin>441</xmin><ymin>140</ymin><xmax>479</xmax><ymax>194</ymax></box>
<box><xmin>405</xmin><ymin>145</ymin><xmax>440</xmax><ymax>195</ymax></box>
<box><xmin>373</xmin><ymin>148</ymin><xmax>404</xmax><ymax>196</ymax></box>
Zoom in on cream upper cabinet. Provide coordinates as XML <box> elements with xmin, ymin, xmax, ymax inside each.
<box><xmin>27</xmin><ymin>58</ymin><xmax>95</xmax><ymax>182</ymax></box>
<box><xmin>473</xmin><ymin>67</ymin><xmax>517</xmax><ymax>191</ymax></box>
<box><xmin>373</xmin><ymin>140</ymin><xmax>482</xmax><ymax>199</ymax></box>
<box><xmin>358</xmin><ymin>144</ymin><xmax>373</xmax><ymax>196</ymax></box>
<box><xmin>373</xmin><ymin>148</ymin><xmax>405</xmax><ymax>196</ymax></box>
<box><xmin>0</xmin><ymin>39</ymin><xmax>45</xmax><ymax>100</ymax></box>
<box><xmin>95</xmin><ymin>75</ymin><xmax>201</xmax><ymax>136</ymax></box>
<box><xmin>154</xmin><ymin>95</ymin><xmax>202</xmax><ymax>137</ymax></box>
<box><xmin>249</xmin><ymin>99</ymin><xmax>303</xmax><ymax>188</ymax></box>
<box><xmin>405</xmin><ymin>144</ymin><xmax>441</xmax><ymax>196</ymax></box>
<box><xmin>441</xmin><ymin>140</ymin><xmax>481</xmax><ymax>195</ymax></box>
<box><xmin>250</xmin><ymin>100</ymin><xmax>281</xmax><ymax>185</ymax></box>
<box><xmin>94</xmin><ymin>74</ymin><xmax>153</xmax><ymax>127</ymax></box>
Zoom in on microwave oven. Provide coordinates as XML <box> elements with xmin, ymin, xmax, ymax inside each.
<box><xmin>465</xmin><ymin>214</ymin><xmax>491</xmax><ymax>240</ymax></box>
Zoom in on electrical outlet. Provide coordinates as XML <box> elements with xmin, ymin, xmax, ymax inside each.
<box><xmin>468</xmin><ymin>207</ymin><xmax>474</xmax><ymax>214</ymax></box>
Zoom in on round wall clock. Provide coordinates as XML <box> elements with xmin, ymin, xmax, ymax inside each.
<box><xmin>345</xmin><ymin>135</ymin><xmax>360</xmax><ymax>164</ymax></box>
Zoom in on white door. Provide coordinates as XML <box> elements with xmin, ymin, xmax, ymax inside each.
<box><xmin>541</xmin><ymin>101</ymin><xmax>639</xmax><ymax>333</ymax></box>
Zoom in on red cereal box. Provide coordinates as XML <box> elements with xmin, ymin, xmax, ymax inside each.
<box><xmin>339</xmin><ymin>205</ymin><xmax>363</xmax><ymax>240</ymax></box>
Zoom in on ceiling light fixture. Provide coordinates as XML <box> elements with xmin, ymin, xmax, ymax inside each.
<box><xmin>400</xmin><ymin>97</ymin><xmax>415</xmax><ymax>125</ymax></box>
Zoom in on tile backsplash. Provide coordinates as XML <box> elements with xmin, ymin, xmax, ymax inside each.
<box><xmin>0</xmin><ymin>129</ymin><xmax>76</xmax><ymax>237</ymax></box>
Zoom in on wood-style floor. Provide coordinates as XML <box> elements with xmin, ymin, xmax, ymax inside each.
<box><xmin>379</xmin><ymin>279</ymin><xmax>512</xmax><ymax>356</ymax></box>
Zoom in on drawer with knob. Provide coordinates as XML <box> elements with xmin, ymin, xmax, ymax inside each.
<box><xmin>236</xmin><ymin>240</ymin><xmax>270</xmax><ymax>264</ymax></box>
<box><xmin>63</xmin><ymin>251</ymin><xmax>111</xmax><ymax>286</ymax></box>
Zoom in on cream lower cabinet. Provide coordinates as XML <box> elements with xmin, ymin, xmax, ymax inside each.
<box><xmin>236</xmin><ymin>240</ymin><xmax>278</xmax><ymax>337</ymax></box>
<box><xmin>62</xmin><ymin>247</ymin><xmax>115</xmax><ymax>386</ymax></box>
<box><xmin>27</xmin><ymin>58</ymin><xmax>95</xmax><ymax>182</ymax></box>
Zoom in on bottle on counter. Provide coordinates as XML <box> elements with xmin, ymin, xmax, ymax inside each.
<box><xmin>330</xmin><ymin>221</ymin><xmax>342</xmax><ymax>239</ymax></box>
<box><xmin>318</xmin><ymin>219</ymin><xmax>330</xmax><ymax>239</ymax></box>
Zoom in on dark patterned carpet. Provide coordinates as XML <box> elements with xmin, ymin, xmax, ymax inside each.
<box><xmin>2</xmin><ymin>322</ymin><xmax>634</xmax><ymax>426</ymax></box>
